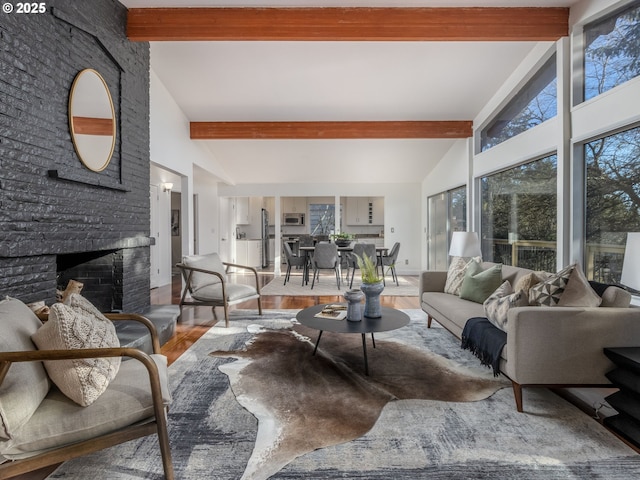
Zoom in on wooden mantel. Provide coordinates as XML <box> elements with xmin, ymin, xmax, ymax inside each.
<box><xmin>127</xmin><ymin>7</ymin><xmax>569</xmax><ymax>42</ymax></box>
<box><xmin>190</xmin><ymin>121</ymin><xmax>473</xmax><ymax>140</ymax></box>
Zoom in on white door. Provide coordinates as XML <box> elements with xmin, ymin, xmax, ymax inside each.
<box><xmin>149</xmin><ymin>185</ymin><xmax>161</xmax><ymax>288</ymax></box>
<box><xmin>219</xmin><ymin>197</ymin><xmax>232</xmax><ymax>262</ymax></box>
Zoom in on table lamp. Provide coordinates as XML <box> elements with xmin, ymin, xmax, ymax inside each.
<box><xmin>620</xmin><ymin>232</ymin><xmax>640</xmax><ymax>292</ymax></box>
<box><xmin>449</xmin><ymin>231</ymin><xmax>482</xmax><ymax>259</ymax></box>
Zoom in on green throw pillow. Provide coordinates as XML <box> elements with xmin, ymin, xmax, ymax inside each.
<box><xmin>459</xmin><ymin>262</ymin><xmax>503</xmax><ymax>304</ymax></box>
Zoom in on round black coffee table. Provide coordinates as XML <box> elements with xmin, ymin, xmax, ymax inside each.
<box><xmin>296</xmin><ymin>304</ymin><xmax>410</xmax><ymax>375</ymax></box>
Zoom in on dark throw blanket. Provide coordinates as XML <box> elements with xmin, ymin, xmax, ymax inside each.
<box><xmin>461</xmin><ymin>317</ymin><xmax>507</xmax><ymax>377</ymax></box>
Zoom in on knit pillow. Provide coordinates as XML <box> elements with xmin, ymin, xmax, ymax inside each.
<box><xmin>444</xmin><ymin>257</ymin><xmax>480</xmax><ymax>295</ymax></box>
<box><xmin>483</xmin><ymin>281</ymin><xmax>529</xmax><ymax>331</ymax></box>
<box><xmin>31</xmin><ymin>294</ymin><xmax>121</xmax><ymax>407</ymax></box>
<box><xmin>529</xmin><ymin>264</ymin><xmax>575</xmax><ymax>306</ymax></box>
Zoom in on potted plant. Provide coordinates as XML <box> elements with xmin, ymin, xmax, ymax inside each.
<box><xmin>356</xmin><ymin>253</ymin><xmax>384</xmax><ymax>318</ymax></box>
<box><xmin>330</xmin><ymin>232</ymin><xmax>354</xmax><ymax>247</ymax></box>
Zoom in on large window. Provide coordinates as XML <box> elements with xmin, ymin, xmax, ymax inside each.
<box><xmin>480</xmin><ymin>54</ymin><xmax>557</xmax><ymax>151</ymax></box>
<box><xmin>309</xmin><ymin>203</ymin><xmax>336</xmax><ymax>236</ymax></box>
<box><xmin>480</xmin><ymin>155</ymin><xmax>557</xmax><ymax>270</ymax></box>
<box><xmin>585</xmin><ymin>125</ymin><xmax>640</xmax><ymax>284</ymax></box>
<box><xmin>428</xmin><ymin>186</ymin><xmax>467</xmax><ymax>270</ymax></box>
<box><xmin>584</xmin><ymin>1</ymin><xmax>640</xmax><ymax>102</ymax></box>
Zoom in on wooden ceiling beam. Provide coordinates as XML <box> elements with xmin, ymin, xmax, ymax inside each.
<box><xmin>127</xmin><ymin>7</ymin><xmax>569</xmax><ymax>42</ymax></box>
<box><xmin>190</xmin><ymin>121</ymin><xmax>473</xmax><ymax>140</ymax></box>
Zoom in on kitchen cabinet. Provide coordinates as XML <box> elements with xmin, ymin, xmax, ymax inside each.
<box><xmin>346</xmin><ymin>197</ymin><xmax>384</xmax><ymax>225</ymax></box>
<box><xmin>264</xmin><ymin>197</ymin><xmax>275</xmax><ymax>218</ymax></box>
<box><xmin>282</xmin><ymin>197</ymin><xmax>307</xmax><ymax>214</ymax></box>
<box><xmin>234</xmin><ymin>197</ymin><xmax>250</xmax><ymax>225</ymax></box>
<box><xmin>236</xmin><ymin>239</ymin><xmax>262</xmax><ymax>268</ymax></box>
<box><xmin>371</xmin><ymin>197</ymin><xmax>384</xmax><ymax>225</ymax></box>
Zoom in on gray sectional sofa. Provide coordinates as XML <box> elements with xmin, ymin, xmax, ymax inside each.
<box><xmin>419</xmin><ymin>262</ymin><xmax>640</xmax><ymax>412</ymax></box>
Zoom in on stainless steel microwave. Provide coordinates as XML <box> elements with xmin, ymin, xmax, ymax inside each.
<box><xmin>283</xmin><ymin>213</ymin><xmax>305</xmax><ymax>225</ymax></box>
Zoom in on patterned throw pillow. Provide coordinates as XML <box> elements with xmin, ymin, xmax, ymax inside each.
<box><xmin>483</xmin><ymin>281</ymin><xmax>528</xmax><ymax>331</ymax></box>
<box><xmin>529</xmin><ymin>264</ymin><xmax>575</xmax><ymax>306</ymax></box>
<box><xmin>31</xmin><ymin>294</ymin><xmax>121</xmax><ymax>407</ymax></box>
<box><xmin>444</xmin><ymin>257</ymin><xmax>479</xmax><ymax>295</ymax></box>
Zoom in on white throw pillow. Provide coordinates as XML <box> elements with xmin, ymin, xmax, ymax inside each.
<box><xmin>31</xmin><ymin>294</ymin><xmax>121</xmax><ymax>407</ymax></box>
<box><xmin>483</xmin><ymin>281</ymin><xmax>528</xmax><ymax>331</ymax></box>
<box><xmin>444</xmin><ymin>257</ymin><xmax>480</xmax><ymax>296</ymax></box>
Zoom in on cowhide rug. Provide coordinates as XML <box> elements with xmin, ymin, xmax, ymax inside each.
<box><xmin>210</xmin><ymin>323</ymin><xmax>508</xmax><ymax>480</ymax></box>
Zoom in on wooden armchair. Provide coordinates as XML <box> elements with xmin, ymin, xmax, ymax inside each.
<box><xmin>176</xmin><ymin>253</ymin><xmax>262</xmax><ymax>327</ymax></box>
<box><xmin>0</xmin><ymin>298</ymin><xmax>173</xmax><ymax>479</ymax></box>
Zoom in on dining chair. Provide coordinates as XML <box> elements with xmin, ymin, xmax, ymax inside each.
<box><xmin>310</xmin><ymin>243</ymin><xmax>341</xmax><ymax>290</ymax></box>
<box><xmin>283</xmin><ymin>241</ymin><xmax>307</xmax><ymax>286</ymax></box>
<box><xmin>380</xmin><ymin>242</ymin><xmax>401</xmax><ymax>286</ymax></box>
<box><xmin>347</xmin><ymin>243</ymin><xmax>377</xmax><ymax>288</ymax></box>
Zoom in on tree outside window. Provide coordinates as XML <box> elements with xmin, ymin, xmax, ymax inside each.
<box><xmin>584</xmin><ymin>2</ymin><xmax>640</xmax><ymax>102</ymax></box>
<box><xmin>585</xmin><ymin>125</ymin><xmax>640</xmax><ymax>284</ymax></box>
<box><xmin>480</xmin><ymin>155</ymin><xmax>558</xmax><ymax>271</ymax></box>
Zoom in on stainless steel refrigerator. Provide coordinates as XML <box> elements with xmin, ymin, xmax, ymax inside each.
<box><xmin>261</xmin><ymin>208</ymin><xmax>269</xmax><ymax>268</ymax></box>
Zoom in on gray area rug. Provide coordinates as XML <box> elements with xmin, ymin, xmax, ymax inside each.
<box><xmin>260</xmin><ymin>274</ymin><xmax>417</xmax><ymax>296</ymax></box>
<box><xmin>47</xmin><ymin>309</ymin><xmax>640</xmax><ymax>479</ymax></box>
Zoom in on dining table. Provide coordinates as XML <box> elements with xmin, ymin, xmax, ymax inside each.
<box><xmin>299</xmin><ymin>244</ymin><xmax>388</xmax><ymax>286</ymax></box>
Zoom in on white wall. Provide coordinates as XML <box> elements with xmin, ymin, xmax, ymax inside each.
<box><xmin>150</xmin><ymin>69</ymin><xmax>228</xmax><ymax>286</ymax></box>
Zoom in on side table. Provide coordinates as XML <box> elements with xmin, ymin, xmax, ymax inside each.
<box><xmin>603</xmin><ymin>347</ymin><xmax>640</xmax><ymax>449</ymax></box>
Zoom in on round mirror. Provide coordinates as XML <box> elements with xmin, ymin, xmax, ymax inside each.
<box><xmin>68</xmin><ymin>69</ymin><xmax>116</xmax><ymax>172</ymax></box>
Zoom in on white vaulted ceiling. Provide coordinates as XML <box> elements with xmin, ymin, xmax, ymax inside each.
<box><xmin>120</xmin><ymin>0</ymin><xmax>580</xmax><ymax>184</ymax></box>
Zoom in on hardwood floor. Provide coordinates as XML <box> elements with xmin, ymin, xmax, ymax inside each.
<box><xmin>154</xmin><ymin>269</ymin><xmax>420</xmax><ymax>365</ymax></box>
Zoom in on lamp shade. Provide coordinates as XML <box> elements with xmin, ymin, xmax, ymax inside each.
<box><xmin>449</xmin><ymin>231</ymin><xmax>482</xmax><ymax>258</ymax></box>
<box><xmin>620</xmin><ymin>232</ymin><xmax>640</xmax><ymax>291</ymax></box>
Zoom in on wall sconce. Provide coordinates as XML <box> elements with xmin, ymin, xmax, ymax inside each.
<box><xmin>162</xmin><ymin>182</ymin><xmax>173</xmax><ymax>193</ymax></box>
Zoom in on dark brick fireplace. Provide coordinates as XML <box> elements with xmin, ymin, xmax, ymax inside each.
<box><xmin>0</xmin><ymin>0</ymin><xmax>153</xmax><ymax>312</ymax></box>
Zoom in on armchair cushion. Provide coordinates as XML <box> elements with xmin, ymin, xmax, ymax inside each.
<box><xmin>192</xmin><ymin>283</ymin><xmax>258</xmax><ymax>303</ymax></box>
<box><xmin>0</xmin><ymin>298</ymin><xmax>50</xmax><ymax>440</ymax></box>
<box><xmin>31</xmin><ymin>294</ymin><xmax>121</xmax><ymax>407</ymax></box>
<box><xmin>182</xmin><ymin>253</ymin><xmax>226</xmax><ymax>291</ymax></box>
<box><xmin>0</xmin><ymin>354</ymin><xmax>169</xmax><ymax>460</ymax></box>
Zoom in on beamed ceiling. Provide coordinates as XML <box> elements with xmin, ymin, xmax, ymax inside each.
<box><xmin>120</xmin><ymin>1</ymin><xmax>579</xmax><ymax>185</ymax></box>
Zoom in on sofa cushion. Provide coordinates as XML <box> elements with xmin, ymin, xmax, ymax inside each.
<box><xmin>460</xmin><ymin>262</ymin><xmax>503</xmax><ymax>304</ymax></box>
<box><xmin>557</xmin><ymin>266</ymin><xmax>601</xmax><ymax>307</ymax></box>
<box><xmin>0</xmin><ymin>354</ymin><xmax>169</xmax><ymax>460</ymax></box>
<box><xmin>483</xmin><ymin>281</ymin><xmax>528</xmax><ymax>331</ymax></box>
<box><xmin>31</xmin><ymin>295</ymin><xmax>121</xmax><ymax>407</ymax></box>
<box><xmin>421</xmin><ymin>292</ymin><xmax>485</xmax><ymax>332</ymax></box>
<box><xmin>529</xmin><ymin>264</ymin><xmax>575</xmax><ymax>306</ymax></box>
<box><xmin>0</xmin><ymin>298</ymin><xmax>50</xmax><ymax>440</ymax></box>
<box><xmin>444</xmin><ymin>256</ymin><xmax>472</xmax><ymax>295</ymax></box>
<box><xmin>601</xmin><ymin>286</ymin><xmax>632</xmax><ymax>308</ymax></box>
